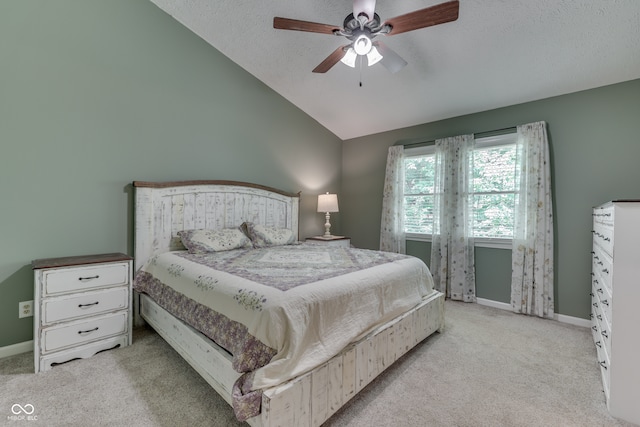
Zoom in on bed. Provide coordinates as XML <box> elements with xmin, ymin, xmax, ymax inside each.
<box><xmin>132</xmin><ymin>180</ymin><xmax>444</xmax><ymax>426</ymax></box>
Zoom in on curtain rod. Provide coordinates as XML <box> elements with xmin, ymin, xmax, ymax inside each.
<box><xmin>398</xmin><ymin>125</ymin><xmax>518</xmax><ymax>148</ymax></box>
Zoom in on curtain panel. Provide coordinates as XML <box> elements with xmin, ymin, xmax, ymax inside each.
<box><xmin>430</xmin><ymin>135</ymin><xmax>476</xmax><ymax>302</ymax></box>
<box><xmin>380</xmin><ymin>145</ymin><xmax>406</xmax><ymax>254</ymax></box>
<box><xmin>511</xmin><ymin>121</ymin><xmax>554</xmax><ymax>318</ymax></box>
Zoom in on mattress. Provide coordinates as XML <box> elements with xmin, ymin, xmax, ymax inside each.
<box><xmin>133</xmin><ymin>243</ymin><xmax>435</xmax><ymax>419</ymax></box>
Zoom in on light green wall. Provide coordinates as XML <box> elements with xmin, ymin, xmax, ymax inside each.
<box><xmin>342</xmin><ymin>78</ymin><xmax>640</xmax><ymax>319</ymax></box>
<box><xmin>3</xmin><ymin>1</ymin><xmax>638</xmax><ymax>349</ymax></box>
<box><xmin>0</xmin><ymin>1</ymin><xmax>342</xmax><ymax>347</ymax></box>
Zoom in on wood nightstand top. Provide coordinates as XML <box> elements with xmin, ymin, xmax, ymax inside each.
<box><xmin>32</xmin><ymin>252</ymin><xmax>132</xmax><ymax>270</ymax></box>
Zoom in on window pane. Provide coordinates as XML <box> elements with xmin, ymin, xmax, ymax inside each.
<box><xmin>404</xmin><ymin>195</ymin><xmax>434</xmax><ymax>234</ymax></box>
<box><xmin>471</xmin><ymin>145</ymin><xmax>516</xmax><ymax>192</ymax></box>
<box><xmin>472</xmin><ymin>193</ymin><xmax>515</xmax><ymax>238</ymax></box>
<box><xmin>404</xmin><ymin>156</ymin><xmax>435</xmax><ymax>195</ymax></box>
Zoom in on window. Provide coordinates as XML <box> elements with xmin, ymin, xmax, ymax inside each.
<box><xmin>403</xmin><ymin>133</ymin><xmax>517</xmax><ymax>247</ymax></box>
<box><xmin>404</xmin><ymin>145</ymin><xmax>436</xmax><ymax>235</ymax></box>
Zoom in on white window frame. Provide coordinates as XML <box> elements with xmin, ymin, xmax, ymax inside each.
<box><xmin>403</xmin><ymin>132</ymin><xmax>517</xmax><ymax>250</ymax></box>
<box><xmin>404</xmin><ymin>144</ymin><xmax>436</xmax><ymax>242</ymax></box>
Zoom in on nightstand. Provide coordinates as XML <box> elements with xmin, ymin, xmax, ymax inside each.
<box><xmin>305</xmin><ymin>236</ymin><xmax>351</xmax><ymax>248</ymax></box>
<box><xmin>32</xmin><ymin>253</ymin><xmax>133</xmax><ymax>373</ymax></box>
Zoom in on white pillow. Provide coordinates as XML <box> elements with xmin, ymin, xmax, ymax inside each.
<box><xmin>243</xmin><ymin>222</ymin><xmax>296</xmax><ymax>248</ymax></box>
<box><xmin>178</xmin><ymin>228</ymin><xmax>252</xmax><ymax>253</ymax></box>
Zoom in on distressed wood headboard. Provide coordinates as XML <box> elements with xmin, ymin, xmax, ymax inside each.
<box><xmin>133</xmin><ymin>180</ymin><xmax>300</xmax><ymax>272</ymax></box>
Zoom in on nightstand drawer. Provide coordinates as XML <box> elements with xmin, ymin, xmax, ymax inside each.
<box><xmin>43</xmin><ymin>262</ymin><xmax>129</xmax><ymax>296</ymax></box>
<box><xmin>42</xmin><ymin>311</ymin><xmax>128</xmax><ymax>353</ymax></box>
<box><xmin>306</xmin><ymin>236</ymin><xmax>351</xmax><ymax>248</ymax></box>
<box><xmin>42</xmin><ymin>287</ymin><xmax>129</xmax><ymax>325</ymax></box>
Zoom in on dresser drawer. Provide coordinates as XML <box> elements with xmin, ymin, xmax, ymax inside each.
<box><xmin>596</xmin><ymin>285</ymin><xmax>612</xmax><ymax>327</ymax></box>
<box><xmin>41</xmin><ymin>311</ymin><xmax>128</xmax><ymax>353</ymax></box>
<box><xmin>42</xmin><ymin>287</ymin><xmax>129</xmax><ymax>325</ymax></box>
<box><xmin>592</xmin><ymin>223</ymin><xmax>614</xmax><ymax>257</ymax></box>
<box><xmin>592</xmin><ymin>245</ymin><xmax>613</xmax><ymax>294</ymax></box>
<box><xmin>595</xmin><ymin>335</ymin><xmax>611</xmax><ymax>401</ymax></box>
<box><xmin>42</xmin><ymin>262</ymin><xmax>129</xmax><ymax>296</ymax></box>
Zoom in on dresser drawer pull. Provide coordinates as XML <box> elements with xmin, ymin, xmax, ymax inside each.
<box><xmin>596</xmin><ymin>314</ymin><xmax>602</xmax><ymax>321</ymax></box>
<box><xmin>592</xmin><ymin>326</ymin><xmax>598</xmax><ymax>332</ymax></box>
<box><xmin>602</xmin><ymin>330</ymin><xmax>608</xmax><ymax>339</ymax></box>
<box><xmin>595</xmin><ymin>341</ymin><xmax>602</xmax><ymax>348</ymax></box>
<box><xmin>599</xmin><ymin>361</ymin><xmax>608</xmax><ymax>370</ymax></box>
<box><xmin>77</xmin><ymin>327</ymin><xmax>99</xmax><ymax>335</ymax></box>
<box><xmin>78</xmin><ymin>301</ymin><xmax>100</xmax><ymax>308</ymax></box>
<box><xmin>596</xmin><ymin>287</ymin><xmax>603</xmax><ymax>293</ymax></box>
<box><xmin>78</xmin><ymin>275</ymin><xmax>100</xmax><ymax>281</ymax></box>
<box><xmin>601</xmin><ymin>299</ymin><xmax>609</xmax><ymax>306</ymax></box>
<box><xmin>602</xmin><ymin>268</ymin><xmax>609</xmax><ymax>274</ymax></box>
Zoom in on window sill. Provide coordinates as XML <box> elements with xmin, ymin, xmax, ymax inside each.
<box><xmin>406</xmin><ymin>235</ymin><xmax>512</xmax><ymax>250</ymax></box>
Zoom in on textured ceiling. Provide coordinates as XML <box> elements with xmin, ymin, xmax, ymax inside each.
<box><xmin>149</xmin><ymin>0</ymin><xmax>640</xmax><ymax>140</ymax></box>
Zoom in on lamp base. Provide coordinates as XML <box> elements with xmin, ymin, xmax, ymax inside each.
<box><xmin>324</xmin><ymin>212</ymin><xmax>332</xmax><ymax>236</ymax></box>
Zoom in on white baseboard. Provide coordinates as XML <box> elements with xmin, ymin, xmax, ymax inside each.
<box><xmin>476</xmin><ymin>298</ymin><xmax>590</xmax><ymax>328</ymax></box>
<box><xmin>476</xmin><ymin>298</ymin><xmax>511</xmax><ymax>311</ymax></box>
<box><xmin>0</xmin><ymin>340</ymin><xmax>33</xmax><ymax>359</ymax></box>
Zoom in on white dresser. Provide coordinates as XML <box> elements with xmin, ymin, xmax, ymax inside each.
<box><xmin>32</xmin><ymin>253</ymin><xmax>133</xmax><ymax>373</ymax></box>
<box><xmin>591</xmin><ymin>201</ymin><xmax>640</xmax><ymax>425</ymax></box>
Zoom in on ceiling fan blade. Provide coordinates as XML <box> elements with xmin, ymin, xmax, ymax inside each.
<box><xmin>274</xmin><ymin>17</ymin><xmax>341</xmax><ymax>35</ymax></box>
<box><xmin>374</xmin><ymin>41</ymin><xmax>407</xmax><ymax>74</ymax></box>
<box><xmin>312</xmin><ymin>46</ymin><xmax>349</xmax><ymax>73</ymax></box>
<box><xmin>383</xmin><ymin>0</ymin><xmax>459</xmax><ymax>36</ymax></box>
<box><xmin>353</xmin><ymin>0</ymin><xmax>377</xmax><ymax>22</ymax></box>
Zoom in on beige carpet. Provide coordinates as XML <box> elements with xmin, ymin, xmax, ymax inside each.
<box><xmin>0</xmin><ymin>301</ymin><xmax>633</xmax><ymax>427</ymax></box>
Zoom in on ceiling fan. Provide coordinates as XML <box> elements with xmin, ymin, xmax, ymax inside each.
<box><xmin>273</xmin><ymin>0</ymin><xmax>459</xmax><ymax>74</ymax></box>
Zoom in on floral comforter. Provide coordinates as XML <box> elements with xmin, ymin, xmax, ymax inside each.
<box><xmin>133</xmin><ymin>243</ymin><xmax>435</xmax><ymax>420</ymax></box>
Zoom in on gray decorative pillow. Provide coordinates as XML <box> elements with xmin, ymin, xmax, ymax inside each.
<box><xmin>178</xmin><ymin>228</ymin><xmax>252</xmax><ymax>253</ymax></box>
<box><xmin>244</xmin><ymin>222</ymin><xmax>296</xmax><ymax>248</ymax></box>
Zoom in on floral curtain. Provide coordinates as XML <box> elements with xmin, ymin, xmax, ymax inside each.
<box><xmin>511</xmin><ymin>121</ymin><xmax>554</xmax><ymax>318</ymax></box>
<box><xmin>430</xmin><ymin>135</ymin><xmax>476</xmax><ymax>302</ymax></box>
<box><xmin>380</xmin><ymin>145</ymin><xmax>406</xmax><ymax>254</ymax></box>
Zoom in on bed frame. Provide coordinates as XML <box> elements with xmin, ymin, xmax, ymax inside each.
<box><xmin>133</xmin><ymin>180</ymin><xmax>444</xmax><ymax>426</ymax></box>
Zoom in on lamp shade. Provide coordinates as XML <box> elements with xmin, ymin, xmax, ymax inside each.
<box><xmin>317</xmin><ymin>193</ymin><xmax>339</xmax><ymax>213</ymax></box>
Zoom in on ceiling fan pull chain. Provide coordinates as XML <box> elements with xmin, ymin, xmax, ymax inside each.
<box><xmin>359</xmin><ymin>55</ymin><xmax>363</xmax><ymax>87</ymax></box>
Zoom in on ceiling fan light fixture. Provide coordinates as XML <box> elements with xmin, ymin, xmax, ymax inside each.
<box><xmin>340</xmin><ymin>48</ymin><xmax>357</xmax><ymax>68</ymax></box>
<box><xmin>366</xmin><ymin>46</ymin><xmax>383</xmax><ymax>66</ymax></box>
<box><xmin>353</xmin><ymin>34</ymin><xmax>372</xmax><ymax>55</ymax></box>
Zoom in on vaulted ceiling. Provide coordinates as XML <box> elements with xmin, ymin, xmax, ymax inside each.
<box><xmin>150</xmin><ymin>0</ymin><xmax>640</xmax><ymax>140</ymax></box>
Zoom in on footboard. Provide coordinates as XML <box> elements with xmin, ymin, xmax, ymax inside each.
<box><xmin>250</xmin><ymin>290</ymin><xmax>444</xmax><ymax>427</ymax></box>
<box><xmin>139</xmin><ymin>290</ymin><xmax>444</xmax><ymax>427</ymax></box>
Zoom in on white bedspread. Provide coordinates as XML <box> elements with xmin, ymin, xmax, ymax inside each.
<box><xmin>137</xmin><ymin>244</ymin><xmax>435</xmax><ymax>390</ymax></box>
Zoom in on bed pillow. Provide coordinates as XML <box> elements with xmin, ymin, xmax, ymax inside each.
<box><xmin>243</xmin><ymin>222</ymin><xmax>296</xmax><ymax>248</ymax></box>
<box><xmin>178</xmin><ymin>228</ymin><xmax>252</xmax><ymax>253</ymax></box>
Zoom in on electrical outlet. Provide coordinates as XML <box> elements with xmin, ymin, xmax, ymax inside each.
<box><xmin>19</xmin><ymin>300</ymin><xmax>34</xmax><ymax>318</ymax></box>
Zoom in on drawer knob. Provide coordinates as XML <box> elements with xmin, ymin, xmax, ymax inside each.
<box><xmin>78</xmin><ymin>301</ymin><xmax>100</xmax><ymax>308</ymax></box>
<box><xmin>78</xmin><ymin>275</ymin><xmax>100</xmax><ymax>281</ymax></box>
<box><xmin>599</xmin><ymin>361</ymin><xmax>608</xmax><ymax>370</ymax></box>
<box><xmin>77</xmin><ymin>327</ymin><xmax>99</xmax><ymax>335</ymax></box>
